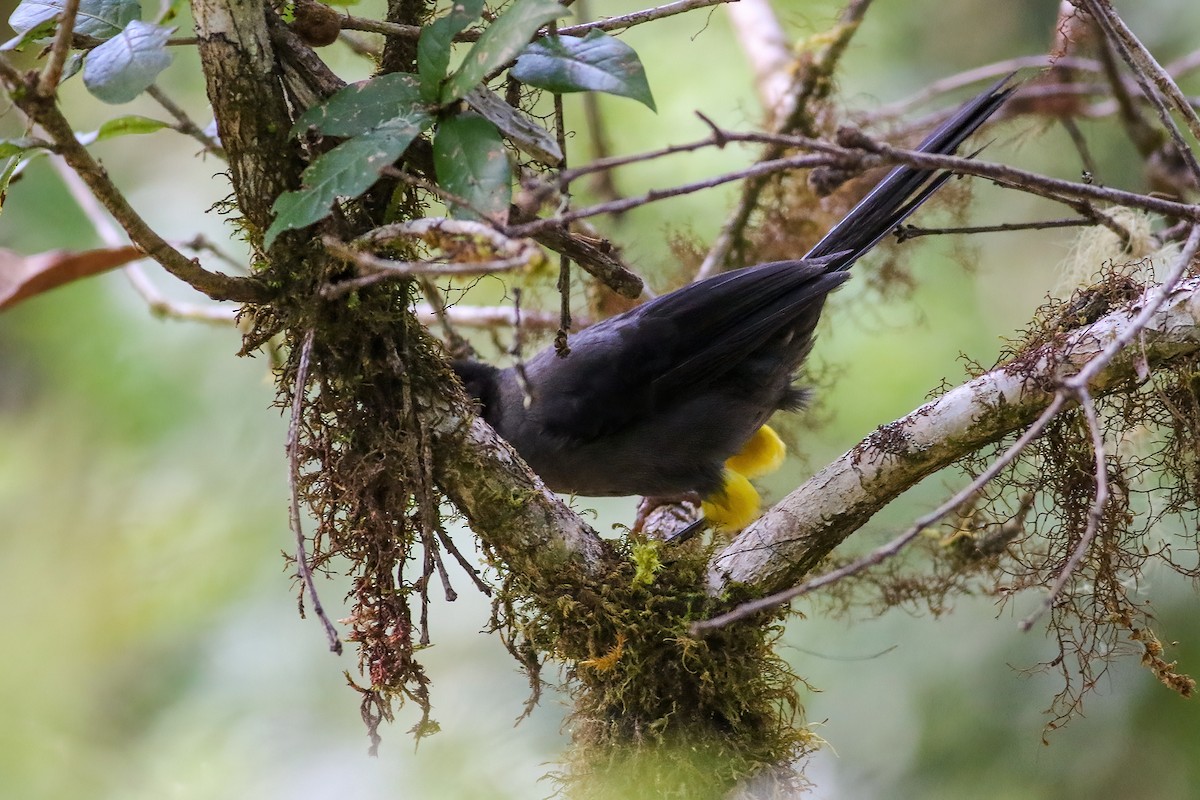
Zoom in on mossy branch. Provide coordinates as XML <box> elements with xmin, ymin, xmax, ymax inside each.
<box><xmin>430</xmin><ymin>408</ymin><xmax>611</xmax><ymax>580</ymax></box>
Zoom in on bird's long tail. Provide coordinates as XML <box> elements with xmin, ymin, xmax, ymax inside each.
<box><xmin>805</xmin><ymin>76</ymin><xmax>1015</xmax><ymax>269</ymax></box>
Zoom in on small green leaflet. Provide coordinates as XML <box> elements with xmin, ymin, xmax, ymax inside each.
<box><xmin>265</xmin><ymin>112</ymin><xmax>435</xmax><ymax>249</ymax></box>
<box><xmin>417</xmin><ymin>0</ymin><xmax>486</xmax><ymax>103</ymax></box>
<box><xmin>433</xmin><ymin>113</ymin><xmax>511</xmax><ymax>221</ymax></box>
<box><xmin>1</xmin><ymin>16</ymin><xmax>56</xmax><ymax>51</ymax></box>
<box><xmin>5</xmin><ymin>0</ymin><xmax>139</xmax><ymax>44</ymax></box>
<box><xmin>76</xmin><ymin>115</ymin><xmax>171</xmax><ymax>145</ymax></box>
<box><xmin>83</xmin><ymin>21</ymin><xmax>174</xmax><ymax>104</ymax></box>
<box><xmin>291</xmin><ymin>73</ymin><xmax>425</xmax><ymax>138</ymax></box>
<box><xmin>441</xmin><ymin>0</ymin><xmax>567</xmax><ymax>105</ymax></box>
<box><xmin>0</xmin><ymin>138</ymin><xmax>46</xmax><ymax>158</ymax></box>
<box><xmin>512</xmin><ymin>30</ymin><xmax>655</xmax><ymax>110</ymax></box>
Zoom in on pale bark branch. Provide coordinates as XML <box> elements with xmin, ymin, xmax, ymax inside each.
<box><xmin>707</xmin><ymin>265</ymin><xmax>1200</xmax><ymax>601</ymax></box>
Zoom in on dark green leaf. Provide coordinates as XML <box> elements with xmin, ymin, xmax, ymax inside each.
<box><xmin>265</xmin><ymin>112</ymin><xmax>434</xmax><ymax>248</ymax></box>
<box><xmin>512</xmin><ymin>30</ymin><xmax>655</xmax><ymax>110</ymax></box>
<box><xmin>441</xmin><ymin>0</ymin><xmax>567</xmax><ymax>104</ymax></box>
<box><xmin>76</xmin><ymin>115</ymin><xmax>171</xmax><ymax>145</ymax></box>
<box><xmin>291</xmin><ymin>72</ymin><xmax>424</xmax><ymax>138</ymax></box>
<box><xmin>82</xmin><ymin>21</ymin><xmax>174</xmax><ymax>104</ymax></box>
<box><xmin>6</xmin><ymin>0</ymin><xmax>138</xmax><ymax>41</ymax></box>
<box><xmin>433</xmin><ymin>113</ymin><xmax>511</xmax><ymax>221</ymax></box>
<box><xmin>417</xmin><ymin>0</ymin><xmax>486</xmax><ymax>103</ymax></box>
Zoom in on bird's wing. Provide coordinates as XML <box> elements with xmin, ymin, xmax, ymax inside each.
<box><xmin>528</xmin><ymin>260</ymin><xmax>846</xmax><ymax>442</ymax></box>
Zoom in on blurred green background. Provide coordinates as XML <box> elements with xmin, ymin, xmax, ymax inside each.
<box><xmin>2</xmin><ymin>0</ymin><xmax>1198</xmax><ymax>797</ymax></box>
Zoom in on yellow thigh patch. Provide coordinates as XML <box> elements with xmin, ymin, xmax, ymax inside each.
<box><xmin>725</xmin><ymin>424</ymin><xmax>786</xmax><ymax>479</ymax></box>
<box><xmin>701</xmin><ymin>469</ymin><xmax>761</xmax><ymax>532</ymax></box>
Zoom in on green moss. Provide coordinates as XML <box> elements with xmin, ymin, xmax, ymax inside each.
<box><xmin>492</xmin><ymin>540</ymin><xmax>814</xmax><ymax>798</ymax></box>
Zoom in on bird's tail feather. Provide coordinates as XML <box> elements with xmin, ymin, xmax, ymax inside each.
<box><xmin>805</xmin><ymin>75</ymin><xmax>1016</xmax><ymax>269</ymax></box>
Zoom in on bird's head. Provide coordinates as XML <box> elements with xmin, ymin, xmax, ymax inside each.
<box><xmin>450</xmin><ymin>359</ymin><xmax>500</xmax><ymax>420</ymax></box>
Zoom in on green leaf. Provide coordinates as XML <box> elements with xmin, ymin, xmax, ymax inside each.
<box><xmin>0</xmin><ymin>16</ymin><xmax>56</xmax><ymax>51</ymax></box>
<box><xmin>511</xmin><ymin>30</ymin><xmax>655</xmax><ymax>110</ymax></box>
<box><xmin>82</xmin><ymin>21</ymin><xmax>174</xmax><ymax>104</ymax></box>
<box><xmin>441</xmin><ymin>0</ymin><xmax>567</xmax><ymax>104</ymax></box>
<box><xmin>0</xmin><ymin>137</ymin><xmax>46</xmax><ymax>158</ymax></box>
<box><xmin>1</xmin><ymin>156</ymin><xmax>22</xmax><ymax>212</ymax></box>
<box><xmin>6</xmin><ymin>0</ymin><xmax>139</xmax><ymax>41</ymax></box>
<box><xmin>265</xmin><ymin>111</ymin><xmax>434</xmax><ymax>248</ymax></box>
<box><xmin>291</xmin><ymin>73</ymin><xmax>424</xmax><ymax>138</ymax></box>
<box><xmin>76</xmin><ymin>115</ymin><xmax>171</xmax><ymax>145</ymax></box>
<box><xmin>417</xmin><ymin>0</ymin><xmax>486</xmax><ymax>103</ymax></box>
<box><xmin>433</xmin><ymin>113</ymin><xmax>511</xmax><ymax>221</ymax></box>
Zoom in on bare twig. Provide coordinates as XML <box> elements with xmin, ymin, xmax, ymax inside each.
<box><xmin>519</xmin><ymin>122</ymin><xmax>1200</xmax><ymax>242</ymax></box>
<box><xmin>835</xmin><ymin>131</ymin><xmax>1200</xmax><ymax>223</ymax></box>
<box><xmin>342</xmin><ymin>0</ymin><xmax>736</xmax><ymax>42</ymax></box>
<box><xmin>38</xmin><ymin>0</ymin><xmax>81</xmax><ymax>96</ymax></box>
<box><xmin>508</xmin><ymin>152</ymin><xmax>833</xmax><ymax>237</ymax></box>
<box><xmin>414</xmin><ymin>302</ymin><xmax>574</xmax><ymax>331</ymax></box>
<box><xmin>551</xmin><ymin>81</ymin><xmax>573</xmax><ymax>353</ymax></box>
<box><xmin>353</xmin><ymin>218</ymin><xmax>545</xmax><ymax>270</ymax></box>
<box><xmin>145</xmin><ymin>84</ymin><xmax>226</xmax><ymax>158</ymax></box>
<box><xmin>896</xmin><ymin>217</ymin><xmax>1098</xmax><ymax>240</ymax></box>
<box><xmin>1081</xmin><ymin>0</ymin><xmax>1200</xmax><ymax>184</ymax></box>
<box><xmin>323</xmin><ymin>219</ymin><xmax>546</xmax><ymax>296</ymax></box>
<box><xmin>288</xmin><ymin>329</ymin><xmax>344</xmax><ymax>654</ymax></box>
<box><xmin>1081</xmin><ymin>0</ymin><xmax>1200</xmax><ymax>144</ymax></box>
<box><xmin>322</xmin><ymin>246</ymin><xmax>530</xmax><ymax>297</ymax></box>
<box><xmin>871</xmin><ymin>56</ymin><xmax>1101</xmax><ymax>119</ymax></box>
<box><xmin>696</xmin><ymin>0</ymin><xmax>873</xmax><ymax>278</ymax></box>
<box><xmin>47</xmin><ymin>153</ymin><xmax>242</xmax><ymax>324</ymax></box>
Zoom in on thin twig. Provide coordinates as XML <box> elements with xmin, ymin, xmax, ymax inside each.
<box><xmin>552</xmin><ymin>80</ymin><xmax>573</xmax><ymax>355</ymax></box>
<box><xmin>323</xmin><ymin>237</ymin><xmax>532</xmax><ymax>288</ymax></box>
<box><xmin>1082</xmin><ymin>0</ymin><xmax>1200</xmax><ymax>184</ymax></box>
<box><xmin>871</xmin><ymin>56</ymin><xmax>1101</xmax><ymax>119</ymax></box>
<box><xmin>509</xmin><ymin>152</ymin><xmax>834</xmax><ymax>237</ymax></box>
<box><xmin>288</xmin><ymin>329</ymin><xmax>344</xmax><ymax>654</ymax></box>
<box><xmin>896</xmin><ymin>217</ymin><xmax>1097</xmax><ymax>241</ymax></box>
<box><xmin>38</xmin><ymin>0</ymin><xmax>81</xmax><ymax>96</ymax></box>
<box><xmin>48</xmin><ymin>153</ymin><xmax>242</xmax><ymax>324</ymax></box>
<box><xmin>1059</xmin><ymin>116</ymin><xmax>1099</xmax><ymax>179</ymax></box>
<box><xmin>413</xmin><ymin>302</ymin><xmax>572</xmax><ymax>331</ymax></box>
<box><xmin>696</xmin><ymin>0</ymin><xmax>873</xmax><ymax>278</ymax></box>
<box><xmin>341</xmin><ymin>0</ymin><xmax>735</xmax><ymax>42</ymax></box>
<box><xmin>521</xmin><ymin>124</ymin><xmax>1200</xmax><ymax>239</ymax></box>
<box><xmin>1082</xmin><ymin>0</ymin><xmax>1200</xmax><ymax>144</ymax></box>
<box><xmin>836</xmin><ymin>132</ymin><xmax>1200</xmax><ymax>223</ymax></box>
<box><xmin>145</xmin><ymin>84</ymin><xmax>225</xmax><ymax>158</ymax></box>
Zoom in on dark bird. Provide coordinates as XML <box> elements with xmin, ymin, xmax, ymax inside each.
<box><xmin>453</xmin><ymin>79</ymin><xmax>1013</xmax><ymax>535</ymax></box>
